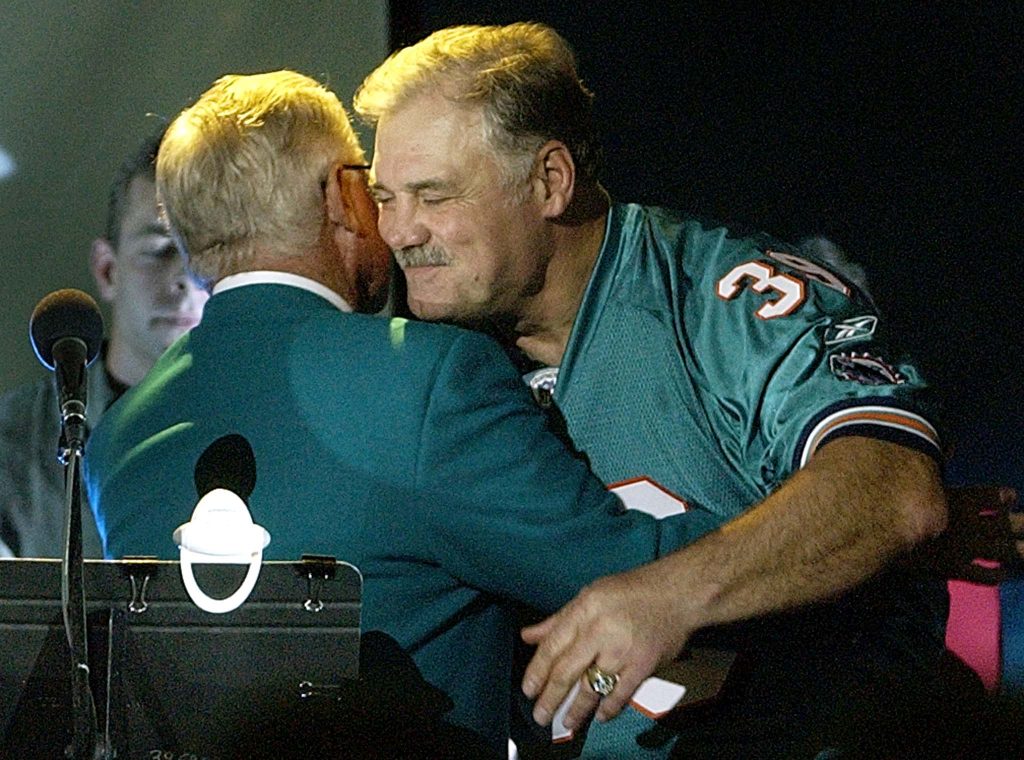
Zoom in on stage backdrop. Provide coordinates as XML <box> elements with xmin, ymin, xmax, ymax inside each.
<box><xmin>0</xmin><ymin>1</ymin><xmax>388</xmax><ymax>392</ymax></box>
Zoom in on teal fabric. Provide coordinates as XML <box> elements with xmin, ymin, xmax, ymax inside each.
<box><xmin>557</xmin><ymin>203</ymin><xmax>941</xmax><ymax>515</ymax></box>
<box><xmin>1001</xmin><ymin>577</ymin><xmax>1024</xmax><ymax>697</ymax></box>
<box><xmin>545</xmin><ymin>204</ymin><xmax>947</xmax><ymax>757</ymax></box>
<box><xmin>84</xmin><ymin>283</ymin><xmax>718</xmax><ymax>752</ymax></box>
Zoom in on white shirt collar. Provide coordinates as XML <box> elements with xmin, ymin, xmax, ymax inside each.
<box><xmin>213</xmin><ymin>271</ymin><xmax>352</xmax><ymax>313</ymax></box>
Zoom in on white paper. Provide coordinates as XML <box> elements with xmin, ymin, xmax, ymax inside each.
<box><xmin>630</xmin><ymin>676</ymin><xmax>687</xmax><ymax>718</ymax></box>
<box><xmin>610</xmin><ymin>477</ymin><xmax>688</xmax><ymax>519</ymax></box>
<box><xmin>550</xmin><ymin>681</ymin><xmax>581</xmax><ymax>742</ymax></box>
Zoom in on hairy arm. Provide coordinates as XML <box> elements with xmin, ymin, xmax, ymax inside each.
<box><xmin>522</xmin><ymin>436</ymin><xmax>947</xmax><ymax>728</ymax></box>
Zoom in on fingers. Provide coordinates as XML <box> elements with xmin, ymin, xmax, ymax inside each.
<box><xmin>521</xmin><ymin>608</ymin><xmax>577</xmax><ymax>702</ymax></box>
<box><xmin>1010</xmin><ymin>511</ymin><xmax>1024</xmax><ymax>537</ymax></box>
<box><xmin>555</xmin><ymin>674</ymin><xmax>602</xmax><ymax>732</ymax></box>
<box><xmin>529</xmin><ymin>629</ymin><xmax>603</xmax><ymax>727</ymax></box>
<box><xmin>521</xmin><ymin>589</ymin><xmax>628</xmax><ymax>728</ymax></box>
<box><xmin>999</xmin><ymin>487</ymin><xmax>1019</xmax><ymax>510</ymax></box>
<box><xmin>548</xmin><ymin>652</ymin><xmax>661</xmax><ymax>730</ymax></box>
<box><xmin>519</xmin><ymin>572</ymin><xmax>691</xmax><ymax>732</ymax></box>
<box><xmin>521</xmin><ymin>615</ymin><xmax>659</xmax><ymax>729</ymax></box>
<box><xmin>520</xmin><ymin>614</ymin><xmax>556</xmax><ymax>645</ymax></box>
<box><xmin>592</xmin><ymin>656</ymin><xmax>656</xmax><ymax>723</ymax></box>
<box><xmin>1012</xmin><ymin>510</ymin><xmax>1024</xmax><ymax>562</ymax></box>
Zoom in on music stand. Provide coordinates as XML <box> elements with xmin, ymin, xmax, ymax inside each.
<box><xmin>0</xmin><ymin>556</ymin><xmax>361</xmax><ymax>758</ymax></box>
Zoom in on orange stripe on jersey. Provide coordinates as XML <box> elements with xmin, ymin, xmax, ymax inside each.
<box><xmin>800</xmin><ymin>406</ymin><xmax>939</xmax><ymax>468</ymax></box>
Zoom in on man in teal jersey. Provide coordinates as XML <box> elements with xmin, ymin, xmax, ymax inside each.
<box><xmin>355</xmin><ymin>22</ymin><xmax>1001</xmax><ymax>758</ymax></box>
<box><xmin>84</xmin><ymin>70</ymin><xmax>718</xmax><ymax>756</ymax></box>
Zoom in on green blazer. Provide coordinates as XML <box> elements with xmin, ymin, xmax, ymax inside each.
<box><xmin>85</xmin><ymin>283</ymin><xmax>713</xmax><ymax>750</ymax></box>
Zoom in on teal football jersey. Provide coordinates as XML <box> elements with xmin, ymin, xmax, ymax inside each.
<box><xmin>519</xmin><ymin>203</ymin><xmax>945</xmax><ymax>759</ymax></box>
<box><xmin>549</xmin><ymin>203</ymin><xmax>940</xmax><ymax>521</ymax></box>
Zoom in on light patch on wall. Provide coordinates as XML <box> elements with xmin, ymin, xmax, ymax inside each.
<box><xmin>0</xmin><ymin>146</ymin><xmax>15</xmax><ymax>181</ymax></box>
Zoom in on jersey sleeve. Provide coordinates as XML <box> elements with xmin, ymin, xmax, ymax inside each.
<box><xmin>682</xmin><ymin>230</ymin><xmax>943</xmax><ymax>491</ymax></box>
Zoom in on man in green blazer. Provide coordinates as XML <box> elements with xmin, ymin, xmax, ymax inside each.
<box><xmin>83</xmin><ymin>70</ymin><xmax>714</xmax><ymax>754</ymax></box>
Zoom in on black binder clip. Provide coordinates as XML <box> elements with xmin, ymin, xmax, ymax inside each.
<box><xmin>295</xmin><ymin>554</ymin><xmax>337</xmax><ymax>613</ymax></box>
<box><xmin>120</xmin><ymin>556</ymin><xmax>160</xmax><ymax>614</ymax></box>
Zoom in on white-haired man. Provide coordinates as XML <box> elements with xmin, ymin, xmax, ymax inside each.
<box><xmin>84</xmin><ymin>70</ymin><xmax>720</xmax><ymax>756</ymax></box>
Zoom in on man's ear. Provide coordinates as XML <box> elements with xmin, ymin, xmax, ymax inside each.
<box><xmin>534</xmin><ymin>140</ymin><xmax>576</xmax><ymax>219</ymax></box>
<box><xmin>90</xmin><ymin>238</ymin><xmax>117</xmax><ymax>302</ymax></box>
<box><xmin>324</xmin><ymin>161</ymin><xmax>377</xmax><ymax>239</ymax></box>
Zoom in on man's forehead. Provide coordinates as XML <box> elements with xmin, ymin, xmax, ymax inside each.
<box><xmin>379</xmin><ymin>92</ymin><xmax>484</xmax><ymax>149</ymax></box>
<box><xmin>118</xmin><ymin>178</ymin><xmax>166</xmax><ymax>239</ymax></box>
<box><xmin>372</xmin><ymin>96</ymin><xmax>489</xmax><ymax>187</ymax></box>
<box><xmin>122</xmin><ymin>177</ymin><xmax>157</xmax><ymax>215</ymax></box>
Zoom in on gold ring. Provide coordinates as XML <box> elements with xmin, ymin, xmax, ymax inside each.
<box><xmin>584</xmin><ymin>664</ymin><xmax>619</xmax><ymax>697</ymax></box>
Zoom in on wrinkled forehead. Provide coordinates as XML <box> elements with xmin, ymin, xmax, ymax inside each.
<box><xmin>372</xmin><ymin>93</ymin><xmax>490</xmax><ymax>181</ymax></box>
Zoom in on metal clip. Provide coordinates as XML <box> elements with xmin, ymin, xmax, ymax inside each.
<box><xmin>304</xmin><ymin>577</ymin><xmax>325</xmax><ymax>612</ymax></box>
<box><xmin>294</xmin><ymin>554</ymin><xmax>337</xmax><ymax>613</ymax></box>
<box><xmin>120</xmin><ymin>557</ymin><xmax>159</xmax><ymax>614</ymax></box>
<box><xmin>128</xmin><ymin>573</ymin><xmax>150</xmax><ymax>613</ymax></box>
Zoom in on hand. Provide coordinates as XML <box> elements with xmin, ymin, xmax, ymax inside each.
<box><xmin>918</xmin><ymin>485</ymin><xmax>1019</xmax><ymax>584</ymax></box>
<box><xmin>520</xmin><ymin>562</ymin><xmax>694</xmax><ymax>732</ymax></box>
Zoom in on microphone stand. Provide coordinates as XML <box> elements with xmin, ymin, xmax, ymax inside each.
<box><xmin>59</xmin><ymin>418</ymin><xmax>107</xmax><ymax>759</ymax></box>
<box><xmin>30</xmin><ymin>292</ymin><xmax>108</xmax><ymax>758</ymax></box>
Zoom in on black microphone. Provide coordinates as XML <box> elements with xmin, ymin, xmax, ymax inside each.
<box><xmin>30</xmin><ymin>290</ymin><xmax>106</xmax><ymax>758</ymax></box>
<box><xmin>193</xmin><ymin>433</ymin><xmax>257</xmax><ymax>501</ymax></box>
<box><xmin>29</xmin><ymin>289</ymin><xmax>104</xmax><ymax>456</ymax></box>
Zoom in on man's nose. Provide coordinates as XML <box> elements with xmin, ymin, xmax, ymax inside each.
<box><xmin>170</xmin><ymin>256</ymin><xmax>206</xmax><ymax>299</ymax></box>
<box><xmin>378</xmin><ymin>200</ymin><xmax>428</xmax><ymax>252</ymax></box>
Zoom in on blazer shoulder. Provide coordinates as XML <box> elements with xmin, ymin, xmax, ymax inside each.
<box><xmin>389</xmin><ymin>317</ymin><xmax>496</xmax><ymax>348</ymax></box>
<box><xmin>390</xmin><ymin>318</ymin><xmax>518</xmax><ymax>372</ymax></box>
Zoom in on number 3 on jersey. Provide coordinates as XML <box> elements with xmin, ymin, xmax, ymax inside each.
<box><xmin>716</xmin><ymin>251</ymin><xmax>851</xmax><ymax>320</ymax></box>
<box><xmin>716</xmin><ymin>261</ymin><xmax>805</xmax><ymax>319</ymax></box>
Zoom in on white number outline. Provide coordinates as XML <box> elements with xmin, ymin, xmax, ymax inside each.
<box><xmin>767</xmin><ymin>250</ymin><xmax>851</xmax><ymax>297</ymax></box>
<box><xmin>716</xmin><ymin>261</ymin><xmax>805</xmax><ymax>319</ymax></box>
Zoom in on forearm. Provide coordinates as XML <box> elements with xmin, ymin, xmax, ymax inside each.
<box><xmin>649</xmin><ymin>436</ymin><xmax>948</xmax><ymax>632</ymax></box>
<box><xmin>520</xmin><ymin>436</ymin><xmax>949</xmax><ymax>728</ymax></box>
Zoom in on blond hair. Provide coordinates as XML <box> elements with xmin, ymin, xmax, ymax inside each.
<box><xmin>158</xmin><ymin>70</ymin><xmax>364</xmax><ymax>281</ymax></box>
<box><xmin>353</xmin><ymin>22</ymin><xmax>599</xmax><ymax>188</ymax></box>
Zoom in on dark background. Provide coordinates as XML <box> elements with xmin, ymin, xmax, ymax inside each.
<box><xmin>390</xmin><ymin>2</ymin><xmax>1022</xmax><ymax>492</ymax></box>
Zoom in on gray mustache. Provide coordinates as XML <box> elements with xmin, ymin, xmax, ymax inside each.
<box><xmin>394</xmin><ymin>246</ymin><xmax>452</xmax><ymax>268</ymax></box>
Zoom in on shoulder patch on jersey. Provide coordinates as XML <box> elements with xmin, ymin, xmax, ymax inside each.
<box><xmin>829</xmin><ymin>351</ymin><xmax>906</xmax><ymax>386</ymax></box>
<box><xmin>825</xmin><ymin>315</ymin><xmax>878</xmax><ymax>345</ymax></box>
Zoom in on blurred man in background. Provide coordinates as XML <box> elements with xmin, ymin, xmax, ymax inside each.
<box><xmin>0</xmin><ymin>130</ymin><xmax>208</xmax><ymax>557</ymax></box>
